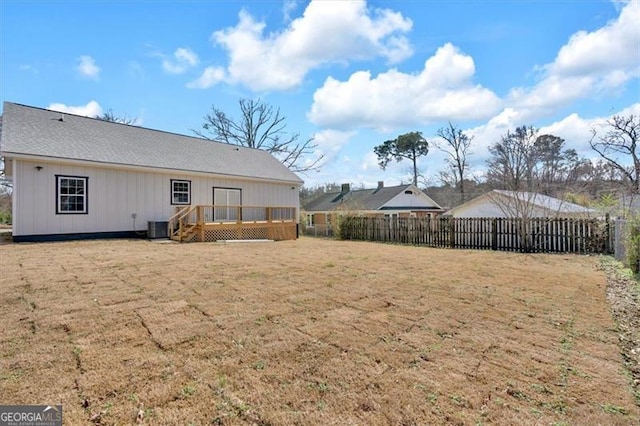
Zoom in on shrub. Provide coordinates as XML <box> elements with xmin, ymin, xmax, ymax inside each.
<box><xmin>625</xmin><ymin>214</ymin><xmax>640</xmax><ymax>275</ymax></box>
<box><xmin>0</xmin><ymin>209</ymin><xmax>11</xmax><ymax>225</ymax></box>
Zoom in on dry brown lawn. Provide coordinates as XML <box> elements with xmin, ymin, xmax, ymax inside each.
<box><xmin>0</xmin><ymin>237</ymin><xmax>638</xmax><ymax>425</ymax></box>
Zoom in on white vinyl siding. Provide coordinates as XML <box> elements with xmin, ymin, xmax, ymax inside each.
<box><xmin>382</xmin><ymin>185</ymin><xmax>440</xmax><ymax>209</ymax></box>
<box><xmin>12</xmin><ymin>159</ymin><xmax>300</xmax><ymax>237</ymax></box>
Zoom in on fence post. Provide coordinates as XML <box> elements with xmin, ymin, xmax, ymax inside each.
<box><xmin>492</xmin><ymin>218</ymin><xmax>498</xmax><ymax>250</ymax></box>
<box><xmin>449</xmin><ymin>218</ymin><xmax>456</xmax><ymax>249</ymax></box>
<box><xmin>605</xmin><ymin>213</ymin><xmax>611</xmax><ymax>254</ymax></box>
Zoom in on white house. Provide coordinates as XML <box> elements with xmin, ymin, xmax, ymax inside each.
<box><xmin>444</xmin><ymin>190</ymin><xmax>595</xmax><ymax>218</ymax></box>
<box><xmin>0</xmin><ymin>102</ymin><xmax>303</xmax><ymax>242</ymax></box>
<box><xmin>303</xmin><ymin>182</ymin><xmax>443</xmax><ymax>234</ymax></box>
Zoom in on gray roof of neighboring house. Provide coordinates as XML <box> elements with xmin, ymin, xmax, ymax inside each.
<box><xmin>494</xmin><ymin>190</ymin><xmax>594</xmax><ymax>213</ymax></box>
<box><xmin>304</xmin><ymin>184</ymin><xmax>443</xmax><ymax>212</ymax></box>
<box><xmin>445</xmin><ymin>190</ymin><xmax>594</xmax><ymax>216</ymax></box>
<box><xmin>0</xmin><ymin>102</ymin><xmax>303</xmax><ymax>184</ymax></box>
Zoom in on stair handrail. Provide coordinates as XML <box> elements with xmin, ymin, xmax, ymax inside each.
<box><xmin>168</xmin><ymin>205</ymin><xmax>198</xmax><ymax>241</ymax></box>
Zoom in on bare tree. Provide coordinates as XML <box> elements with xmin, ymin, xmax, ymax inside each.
<box><xmin>95</xmin><ymin>109</ymin><xmax>138</xmax><ymax>125</ymax></box>
<box><xmin>485</xmin><ymin>189</ymin><xmax>581</xmax><ymax>252</ymax></box>
<box><xmin>534</xmin><ymin>134</ymin><xmax>565</xmax><ymax>190</ymax></box>
<box><xmin>0</xmin><ymin>158</ymin><xmax>8</xmax><ymax>190</ymax></box>
<box><xmin>485</xmin><ymin>126</ymin><xmax>588</xmax><ymax>252</ymax></box>
<box><xmin>374</xmin><ymin>131</ymin><xmax>429</xmax><ymax>186</ymax></box>
<box><xmin>194</xmin><ymin>98</ymin><xmax>323</xmax><ymax>173</ymax></box>
<box><xmin>0</xmin><ymin>116</ymin><xmax>12</xmax><ymax>223</ymax></box>
<box><xmin>436</xmin><ymin>122</ymin><xmax>473</xmax><ymax>204</ymax></box>
<box><xmin>590</xmin><ymin>114</ymin><xmax>640</xmax><ymax>192</ymax></box>
<box><xmin>486</xmin><ymin>125</ymin><xmax>538</xmax><ymax>191</ymax></box>
<box><xmin>0</xmin><ymin>116</ymin><xmax>10</xmax><ymax>191</ymax></box>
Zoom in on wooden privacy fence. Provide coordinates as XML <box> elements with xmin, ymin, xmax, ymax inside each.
<box><xmin>339</xmin><ymin>216</ymin><xmax>611</xmax><ymax>254</ymax></box>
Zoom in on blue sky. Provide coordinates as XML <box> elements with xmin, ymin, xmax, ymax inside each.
<box><xmin>1</xmin><ymin>0</ymin><xmax>639</xmax><ymax>188</ymax></box>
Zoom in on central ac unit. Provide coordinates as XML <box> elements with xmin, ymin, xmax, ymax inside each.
<box><xmin>148</xmin><ymin>221</ymin><xmax>169</xmax><ymax>239</ymax></box>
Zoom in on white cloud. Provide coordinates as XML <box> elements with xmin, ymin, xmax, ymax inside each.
<box><xmin>76</xmin><ymin>56</ymin><xmax>100</xmax><ymax>80</ymax></box>
<box><xmin>617</xmin><ymin>102</ymin><xmax>640</xmax><ymax>117</ymax></box>
<box><xmin>304</xmin><ymin>2</ymin><xmax>640</xmax><ymax>188</ymax></box>
<box><xmin>47</xmin><ymin>100</ymin><xmax>103</xmax><ymax>117</ymax></box>
<box><xmin>312</xmin><ymin>129</ymin><xmax>355</xmax><ymax>163</ymax></box>
<box><xmin>18</xmin><ymin>64</ymin><xmax>38</xmax><ymax>74</ymax></box>
<box><xmin>283</xmin><ymin>0</ymin><xmax>298</xmax><ymax>22</ymax></box>
<box><xmin>540</xmin><ymin>102</ymin><xmax>640</xmax><ymax>159</ymax></box>
<box><xmin>465</xmin><ymin>108</ymin><xmax>521</xmax><ymax>156</ymax></box>
<box><xmin>308</xmin><ymin>43</ymin><xmax>502</xmax><ymax>130</ymax></box>
<box><xmin>550</xmin><ymin>1</ymin><xmax>639</xmax><ymax>78</ymax></box>
<box><xmin>186</xmin><ymin>66</ymin><xmax>226</xmax><ymax>89</ymax></box>
<box><xmin>508</xmin><ymin>0</ymin><xmax>640</xmax><ymax>119</ymax></box>
<box><xmin>360</xmin><ymin>151</ymin><xmax>381</xmax><ymax>172</ymax></box>
<box><xmin>304</xmin><ymin>150</ymin><xmax>412</xmax><ymax>188</ymax></box>
<box><xmin>162</xmin><ymin>47</ymin><xmax>199</xmax><ymax>74</ymax></box>
<box><xmin>211</xmin><ymin>0</ymin><xmax>413</xmax><ymax>91</ymax></box>
<box><xmin>466</xmin><ymin>102</ymin><xmax>640</xmax><ymax>169</ymax></box>
<box><xmin>357</xmin><ymin>150</ymin><xmax>421</xmax><ymax>186</ymax></box>
<box><xmin>452</xmin><ymin>0</ymin><xmax>640</xmax><ymax>159</ymax></box>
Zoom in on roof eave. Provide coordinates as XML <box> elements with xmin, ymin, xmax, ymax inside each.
<box><xmin>3</xmin><ymin>152</ymin><xmax>304</xmax><ymax>185</ymax></box>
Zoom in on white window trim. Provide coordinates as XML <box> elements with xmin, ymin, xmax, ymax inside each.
<box><xmin>56</xmin><ymin>175</ymin><xmax>88</xmax><ymax>214</ymax></box>
<box><xmin>171</xmin><ymin>179</ymin><xmax>191</xmax><ymax>205</ymax></box>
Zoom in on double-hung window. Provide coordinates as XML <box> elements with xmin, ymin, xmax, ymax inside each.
<box><xmin>171</xmin><ymin>179</ymin><xmax>191</xmax><ymax>205</ymax></box>
<box><xmin>56</xmin><ymin>175</ymin><xmax>88</xmax><ymax>214</ymax></box>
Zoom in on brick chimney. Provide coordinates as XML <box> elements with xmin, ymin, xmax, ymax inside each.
<box><xmin>341</xmin><ymin>183</ymin><xmax>350</xmax><ymax>193</ymax></box>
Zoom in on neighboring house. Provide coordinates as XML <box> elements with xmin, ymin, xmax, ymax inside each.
<box><xmin>0</xmin><ymin>102</ymin><xmax>303</xmax><ymax>242</ymax></box>
<box><xmin>444</xmin><ymin>190</ymin><xmax>595</xmax><ymax>218</ymax></box>
<box><xmin>303</xmin><ymin>182</ymin><xmax>444</xmax><ymax>233</ymax></box>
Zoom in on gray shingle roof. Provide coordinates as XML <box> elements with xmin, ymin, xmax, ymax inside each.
<box><xmin>304</xmin><ymin>185</ymin><xmax>443</xmax><ymax>212</ymax></box>
<box><xmin>494</xmin><ymin>190</ymin><xmax>594</xmax><ymax>214</ymax></box>
<box><xmin>0</xmin><ymin>102</ymin><xmax>303</xmax><ymax>184</ymax></box>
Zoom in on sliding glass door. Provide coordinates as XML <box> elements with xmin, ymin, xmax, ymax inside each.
<box><xmin>213</xmin><ymin>187</ymin><xmax>242</xmax><ymax>222</ymax></box>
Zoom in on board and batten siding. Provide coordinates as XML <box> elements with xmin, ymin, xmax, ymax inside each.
<box><xmin>12</xmin><ymin>159</ymin><xmax>300</xmax><ymax>237</ymax></box>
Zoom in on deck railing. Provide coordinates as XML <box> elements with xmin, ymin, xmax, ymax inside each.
<box><xmin>169</xmin><ymin>205</ymin><xmax>298</xmax><ymax>242</ymax></box>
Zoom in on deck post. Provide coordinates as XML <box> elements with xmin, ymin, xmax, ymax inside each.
<box><xmin>196</xmin><ymin>206</ymin><xmax>203</xmax><ymax>242</ymax></box>
<box><xmin>196</xmin><ymin>206</ymin><xmax>203</xmax><ymax>226</ymax></box>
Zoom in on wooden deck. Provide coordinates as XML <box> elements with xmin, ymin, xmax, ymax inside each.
<box><xmin>169</xmin><ymin>205</ymin><xmax>298</xmax><ymax>242</ymax></box>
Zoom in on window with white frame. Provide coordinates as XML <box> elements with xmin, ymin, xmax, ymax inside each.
<box><xmin>56</xmin><ymin>175</ymin><xmax>88</xmax><ymax>214</ymax></box>
<box><xmin>171</xmin><ymin>179</ymin><xmax>191</xmax><ymax>205</ymax></box>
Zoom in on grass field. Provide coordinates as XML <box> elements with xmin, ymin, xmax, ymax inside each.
<box><xmin>1</xmin><ymin>237</ymin><xmax>638</xmax><ymax>425</ymax></box>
